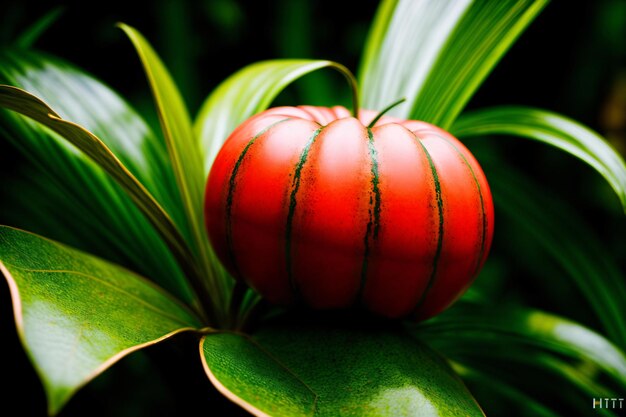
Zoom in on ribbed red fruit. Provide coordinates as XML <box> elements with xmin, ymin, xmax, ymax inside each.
<box><xmin>204</xmin><ymin>105</ymin><xmax>494</xmax><ymax>320</ymax></box>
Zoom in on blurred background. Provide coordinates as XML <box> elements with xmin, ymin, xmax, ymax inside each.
<box><xmin>0</xmin><ymin>0</ymin><xmax>624</xmax><ymax>416</ymax></box>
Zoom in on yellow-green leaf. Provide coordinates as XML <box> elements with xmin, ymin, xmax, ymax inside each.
<box><xmin>119</xmin><ymin>23</ymin><xmax>228</xmax><ymax>321</ymax></box>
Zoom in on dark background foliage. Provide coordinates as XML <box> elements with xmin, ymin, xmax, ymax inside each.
<box><xmin>1</xmin><ymin>0</ymin><xmax>624</xmax><ymax>415</ymax></box>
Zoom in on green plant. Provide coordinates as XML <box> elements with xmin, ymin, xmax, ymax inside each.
<box><xmin>1</xmin><ymin>0</ymin><xmax>625</xmax><ymax>416</ymax></box>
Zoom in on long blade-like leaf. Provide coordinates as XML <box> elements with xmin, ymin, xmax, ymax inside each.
<box><xmin>0</xmin><ymin>85</ymin><xmax>203</xmax><ymax>311</ymax></box>
<box><xmin>0</xmin><ymin>48</ymin><xmax>192</xmax><ymax>302</ymax></box>
<box><xmin>194</xmin><ymin>59</ymin><xmax>357</xmax><ymax>174</ymax></box>
<box><xmin>201</xmin><ymin>319</ymin><xmax>484</xmax><ymax>417</ymax></box>
<box><xmin>452</xmin><ymin>106</ymin><xmax>626</xmax><ymax>211</ymax></box>
<box><xmin>0</xmin><ymin>225</ymin><xmax>201</xmax><ymax>415</ymax></box>
<box><xmin>15</xmin><ymin>7</ymin><xmax>63</xmax><ymax>48</ymax></box>
<box><xmin>359</xmin><ymin>0</ymin><xmax>472</xmax><ymax>117</ymax></box>
<box><xmin>417</xmin><ymin>303</ymin><xmax>626</xmax><ymax>414</ymax></box>
<box><xmin>452</xmin><ymin>363</ymin><xmax>561</xmax><ymax>417</ymax></box>
<box><xmin>119</xmin><ymin>24</ymin><xmax>226</xmax><ymax>321</ymax></box>
<box><xmin>419</xmin><ymin>304</ymin><xmax>626</xmax><ymax>385</ymax></box>
<box><xmin>359</xmin><ymin>0</ymin><xmax>548</xmax><ymax>129</ymax></box>
<box><xmin>489</xmin><ymin>166</ymin><xmax>626</xmax><ymax>348</ymax></box>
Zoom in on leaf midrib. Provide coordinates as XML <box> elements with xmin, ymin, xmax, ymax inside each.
<box><xmin>4</xmin><ymin>262</ymin><xmax>197</xmax><ymax>327</ymax></box>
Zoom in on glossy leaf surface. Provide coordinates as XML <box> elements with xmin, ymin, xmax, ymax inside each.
<box><xmin>120</xmin><ymin>24</ymin><xmax>228</xmax><ymax>320</ymax></box>
<box><xmin>0</xmin><ymin>226</ymin><xmax>201</xmax><ymax>415</ymax></box>
<box><xmin>195</xmin><ymin>59</ymin><xmax>356</xmax><ymax>174</ymax></box>
<box><xmin>201</xmin><ymin>320</ymin><xmax>484</xmax><ymax>417</ymax></box>
<box><xmin>420</xmin><ymin>304</ymin><xmax>626</xmax><ymax>385</ymax></box>
<box><xmin>359</xmin><ymin>0</ymin><xmax>547</xmax><ymax>128</ymax></box>
<box><xmin>418</xmin><ymin>302</ymin><xmax>626</xmax><ymax>414</ymax></box>
<box><xmin>0</xmin><ymin>49</ymin><xmax>193</xmax><ymax>302</ymax></box>
<box><xmin>0</xmin><ymin>83</ymin><xmax>199</xmax><ymax>303</ymax></box>
<box><xmin>453</xmin><ymin>106</ymin><xmax>626</xmax><ymax>211</ymax></box>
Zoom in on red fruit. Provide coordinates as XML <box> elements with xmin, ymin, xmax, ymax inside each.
<box><xmin>204</xmin><ymin>105</ymin><xmax>494</xmax><ymax>320</ymax></box>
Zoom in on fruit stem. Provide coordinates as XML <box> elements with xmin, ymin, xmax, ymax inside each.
<box><xmin>330</xmin><ymin>63</ymin><xmax>360</xmax><ymax>119</ymax></box>
<box><xmin>367</xmin><ymin>98</ymin><xmax>406</xmax><ymax>128</ymax></box>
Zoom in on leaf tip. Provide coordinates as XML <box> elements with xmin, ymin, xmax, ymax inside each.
<box><xmin>115</xmin><ymin>22</ymin><xmax>134</xmax><ymax>36</ymax></box>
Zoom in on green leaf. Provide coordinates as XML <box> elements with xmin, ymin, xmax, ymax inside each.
<box><xmin>452</xmin><ymin>363</ymin><xmax>561</xmax><ymax>417</ymax></box>
<box><xmin>417</xmin><ymin>302</ymin><xmax>626</xmax><ymax>415</ymax></box>
<box><xmin>488</xmin><ymin>166</ymin><xmax>626</xmax><ymax>349</ymax></box>
<box><xmin>119</xmin><ymin>23</ymin><xmax>228</xmax><ymax>321</ymax></box>
<box><xmin>0</xmin><ymin>225</ymin><xmax>201</xmax><ymax>415</ymax></box>
<box><xmin>0</xmin><ymin>49</ymin><xmax>194</xmax><ymax>304</ymax></box>
<box><xmin>15</xmin><ymin>8</ymin><xmax>63</xmax><ymax>48</ymax></box>
<box><xmin>419</xmin><ymin>304</ymin><xmax>626</xmax><ymax>386</ymax></box>
<box><xmin>200</xmin><ymin>320</ymin><xmax>484</xmax><ymax>417</ymax></box>
<box><xmin>457</xmin><ymin>356</ymin><xmax>619</xmax><ymax>417</ymax></box>
<box><xmin>359</xmin><ymin>0</ymin><xmax>548</xmax><ymax>128</ymax></box>
<box><xmin>452</xmin><ymin>106</ymin><xmax>626</xmax><ymax>211</ymax></box>
<box><xmin>194</xmin><ymin>59</ymin><xmax>358</xmax><ymax>174</ymax></box>
<box><xmin>0</xmin><ymin>84</ymin><xmax>202</xmax><ymax>306</ymax></box>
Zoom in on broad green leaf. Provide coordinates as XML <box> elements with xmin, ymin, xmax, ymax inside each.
<box><xmin>0</xmin><ymin>226</ymin><xmax>201</xmax><ymax>415</ymax></box>
<box><xmin>359</xmin><ymin>0</ymin><xmax>547</xmax><ymax>128</ymax></box>
<box><xmin>201</xmin><ymin>320</ymin><xmax>484</xmax><ymax>417</ymax></box>
<box><xmin>0</xmin><ymin>49</ymin><xmax>194</xmax><ymax>304</ymax></box>
<box><xmin>452</xmin><ymin>106</ymin><xmax>626</xmax><ymax>211</ymax></box>
<box><xmin>194</xmin><ymin>59</ymin><xmax>357</xmax><ymax>174</ymax></box>
<box><xmin>119</xmin><ymin>24</ymin><xmax>227</xmax><ymax>321</ymax></box>
<box><xmin>0</xmin><ymin>84</ymin><xmax>202</xmax><ymax>308</ymax></box>
<box><xmin>488</xmin><ymin>167</ymin><xmax>626</xmax><ymax>349</ymax></box>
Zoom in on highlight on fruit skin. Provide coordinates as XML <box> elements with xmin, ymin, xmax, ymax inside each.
<box><xmin>204</xmin><ymin>105</ymin><xmax>494</xmax><ymax>321</ymax></box>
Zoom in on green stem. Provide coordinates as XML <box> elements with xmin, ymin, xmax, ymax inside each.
<box><xmin>368</xmin><ymin>98</ymin><xmax>406</xmax><ymax>128</ymax></box>
<box><xmin>330</xmin><ymin>63</ymin><xmax>360</xmax><ymax>118</ymax></box>
<box><xmin>238</xmin><ymin>298</ymin><xmax>270</xmax><ymax>333</ymax></box>
<box><xmin>229</xmin><ymin>279</ymin><xmax>248</xmax><ymax>328</ymax></box>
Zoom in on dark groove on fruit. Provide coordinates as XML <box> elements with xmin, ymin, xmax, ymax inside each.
<box><xmin>413</xmin><ymin>135</ymin><xmax>444</xmax><ymax>314</ymax></box>
<box><xmin>225</xmin><ymin>118</ymin><xmax>292</xmax><ymax>279</ymax></box>
<box><xmin>435</xmin><ymin>134</ymin><xmax>487</xmax><ymax>276</ymax></box>
<box><xmin>358</xmin><ymin>128</ymin><xmax>382</xmax><ymax>301</ymax></box>
<box><xmin>285</xmin><ymin>127</ymin><xmax>324</xmax><ymax>296</ymax></box>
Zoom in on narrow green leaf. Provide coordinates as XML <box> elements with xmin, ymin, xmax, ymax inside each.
<box><xmin>0</xmin><ymin>226</ymin><xmax>201</xmax><ymax>415</ymax></box>
<box><xmin>0</xmin><ymin>84</ymin><xmax>202</xmax><ymax>308</ymax></box>
<box><xmin>201</xmin><ymin>320</ymin><xmax>484</xmax><ymax>417</ymax></box>
<box><xmin>452</xmin><ymin>363</ymin><xmax>561</xmax><ymax>417</ymax></box>
<box><xmin>194</xmin><ymin>59</ymin><xmax>358</xmax><ymax>174</ymax></box>
<box><xmin>0</xmin><ymin>49</ymin><xmax>192</xmax><ymax>303</ymax></box>
<box><xmin>489</xmin><ymin>167</ymin><xmax>626</xmax><ymax>348</ymax></box>
<box><xmin>420</xmin><ymin>302</ymin><xmax>626</xmax><ymax>415</ymax></box>
<box><xmin>16</xmin><ymin>8</ymin><xmax>63</xmax><ymax>48</ymax></box>
<box><xmin>419</xmin><ymin>304</ymin><xmax>626</xmax><ymax>387</ymax></box>
<box><xmin>359</xmin><ymin>0</ymin><xmax>472</xmax><ymax>117</ymax></box>
<box><xmin>359</xmin><ymin>0</ymin><xmax>548</xmax><ymax>129</ymax></box>
<box><xmin>118</xmin><ymin>23</ymin><xmax>227</xmax><ymax>321</ymax></box>
<box><xmin>455</xmin><ymin>355</ymin><xmax>619</xmax><ymax>417</ymax></box>
<box><xmin>452</xmin><ymin>106</ymin><xmax>626</xmax><ymax>211</ymax></box>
